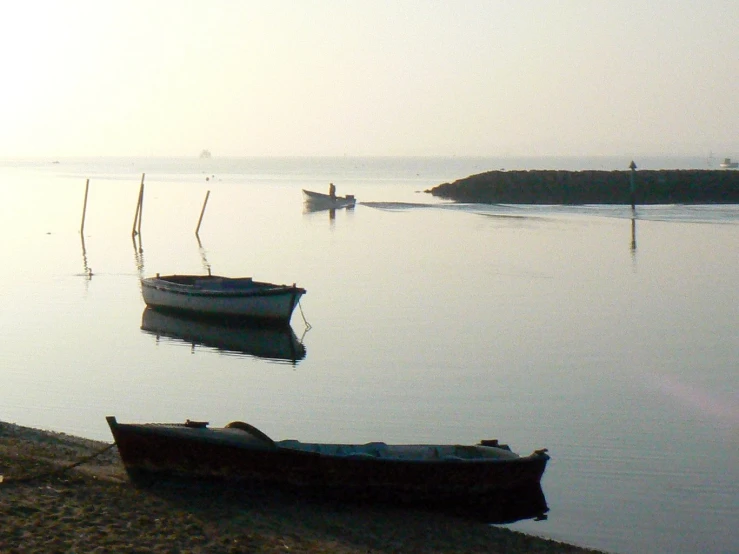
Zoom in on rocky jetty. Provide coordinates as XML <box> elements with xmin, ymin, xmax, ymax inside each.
<box><xmin>427</xmin><ymin>169</ymin><xmax>739</xmax><ymax>204</ymax></box>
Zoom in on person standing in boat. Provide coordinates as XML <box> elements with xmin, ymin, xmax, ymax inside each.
<box><xmin>328</xmin><ymin>182</ymin><xmax>336</xmax><ymax>201</ymax></box>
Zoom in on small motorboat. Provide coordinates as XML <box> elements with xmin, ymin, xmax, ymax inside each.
<box><xmin>302</xmin><ymin>189</ymin><xmax>356</xmax><ymax>210</ymax></box>
<box><xmin>140</xmin><ymin>274</ymin><xmax>306</xmax><ymax>324</ymax></box>
<box><xmin>106</xmin><ymin>417</ymin><xmax>550</xmax><ymax>503</ymax></box>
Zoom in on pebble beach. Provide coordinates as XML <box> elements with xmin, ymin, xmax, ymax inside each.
<box><xmin>0</xmin><ymin>420</ymin><xmax>607</xmax><ymax>553</ymax></box>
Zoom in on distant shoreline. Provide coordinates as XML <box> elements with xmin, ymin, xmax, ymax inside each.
<box><xmin>427</xmin><ymin>169</ymin><xmax>739</xmax><ymax>204</ymax></box>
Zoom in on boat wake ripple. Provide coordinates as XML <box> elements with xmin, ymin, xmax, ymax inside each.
<box><xmin>360</xmin><ymin>201</ymin><xmax>437</xmax><ymax>211</ymax></box>
<box><xmin>361</xmin><ymin>201</ymin><xmax>739</xmax><ymax>223</ymax></box>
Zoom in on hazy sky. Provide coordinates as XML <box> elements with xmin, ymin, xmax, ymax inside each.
<box><xmin>2</xmin><ymin>1</ymin><xmax>737</xmax><ymax>157</ymax></box>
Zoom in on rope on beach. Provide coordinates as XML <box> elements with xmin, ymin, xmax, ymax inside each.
<box><xmin>0</xmin><ymin>442</ymin><xmax>117</xmax><ymax>486</ymax></box>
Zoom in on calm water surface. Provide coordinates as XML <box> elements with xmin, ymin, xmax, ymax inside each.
<box><xmin>0</xmin><ymin>157</ymin><xmax>737</xmax><ymax>554</ymax></box>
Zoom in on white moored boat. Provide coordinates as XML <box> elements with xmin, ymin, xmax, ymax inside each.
<box><xmin>302</xmin><ymin>189</ymin><xmax>356</xmax><ymax>210</ymax></box>
<box><xmin>141</xmin><ymin>274</ymin><xmax>306</xmax><ymax>324</ymax></box>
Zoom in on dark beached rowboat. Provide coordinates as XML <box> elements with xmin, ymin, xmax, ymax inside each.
<box><xmin>106</xmin><ymin>417</ymin><xmax>550</xmax><ymax>503</ymax></box>
<box><xmin>140</xmin><ymin>274</ymin><xmax>306</xmax><ymax>324</ymax></box>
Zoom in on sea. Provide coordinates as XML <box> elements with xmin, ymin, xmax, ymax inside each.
<box><xmin>0</xmin><ymin>155</ymin><xmax>736</xmax><ymax>554</ymax></box>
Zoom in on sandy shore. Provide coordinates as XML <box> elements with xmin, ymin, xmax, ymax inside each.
<box><xmin>0</xmin><ymin>421</ymin><xmax>607</xmax><ymax>553</ymax></box>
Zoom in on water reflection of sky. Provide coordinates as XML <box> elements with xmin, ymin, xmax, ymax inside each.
<box><xmin>0</xmin><ymin>161</ymin><xmax>737</xmax><ymax>554</ymax></box>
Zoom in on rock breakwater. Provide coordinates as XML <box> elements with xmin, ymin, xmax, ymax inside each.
<box><xmin>427</xmin><ymin>169</ymin><xmax>739</xmax><ymax>204</ymax></box>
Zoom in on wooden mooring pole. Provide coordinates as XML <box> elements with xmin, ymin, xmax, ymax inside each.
<box><xmin>195</xmin><ymin>190</ymin><xmax>210</xmax><ymax>236</ymax></box>
<box><xmin>80</xmin><ymin>179</ymin><xmax>90</xmax><ymax>234</ymax></box>
<box><xmin>132</xmin><ymin>173</ymin><xmax>145</xmax><ymax>237</ymax></box>
<box><xmin>629</xmin><ymin>160</ymin><xmax>637</xmax><ymax>211</ymax></box>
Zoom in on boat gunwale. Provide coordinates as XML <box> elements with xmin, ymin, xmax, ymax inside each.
<box><xmin>142</xmin><ymin>282</ymin><xmax>305</xmax><ymax>300</ymax></box>
<box><xmin>141</xmin><ymin>276</ymin><xmax>306</xmax><ymax>300</ymax></box>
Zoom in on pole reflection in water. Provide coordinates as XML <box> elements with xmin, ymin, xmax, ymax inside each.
<box><xmin>196</xmin><ymin>235</ymin><xmax>212</xmax><ymax>276</ymax></box>
<box><xmin>80</xmin><ymin>233</ymin><xmax>92</xmax><ymax>280</ymax></box>
<box><xmin>140</xmin><ymin>307</ymin><xmax>307</xmax><ymax>365</ymax></box>
<box><xmin>78</xmin><ymin>234</ymin><xmax>92</xmax><ymax>295</ymax></box>
<box><xmin>132</xmin><ymin>233</ymin><xmax>145</xmax><ymax>279</ymax></box>
<box><xmin>631</xmin><ymin>217</ymin><xmax>637</xmax><ymax>252</ymax></box>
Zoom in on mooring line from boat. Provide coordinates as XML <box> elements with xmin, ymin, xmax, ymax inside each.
<box><xmin>297</xmin><ymin>299</ymin><xmax>312</xmax><ymax>331</ymax></box>
<box><xmin>0</xmin><ymin>442</ymin><xmax>117</xmax><ymax>486</ymax></box>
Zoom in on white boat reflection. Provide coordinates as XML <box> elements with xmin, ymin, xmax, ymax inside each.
<box><xmin>141</xmin><ymin>307</ymin><xmax>307</xmax><ymax>365</ymax></box>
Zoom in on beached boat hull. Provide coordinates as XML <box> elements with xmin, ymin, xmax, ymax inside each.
<box><xmin>106</xmin><ymin>417</ymin><xmax>550</xmax><ymax>502</ymax></box>
<box><xmin>140</xmin><ymin>275</ymin><xmax>305</xmax><ymax>324</ymax></box>
<box><xmin>302</xmin><ymin>189</ymin><xmax>356</xmax><ymax>210</ymax></box>
<box><xmin>140</xmin><ymin>307</ymin><xmax>306</xmax><ymax>364</ymax></box>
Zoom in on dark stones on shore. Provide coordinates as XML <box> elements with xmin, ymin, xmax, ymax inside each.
<box><xmin>426</xmin><ymin>169</ymin><xmax>739</xmax><ymax>204</ymax></box>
